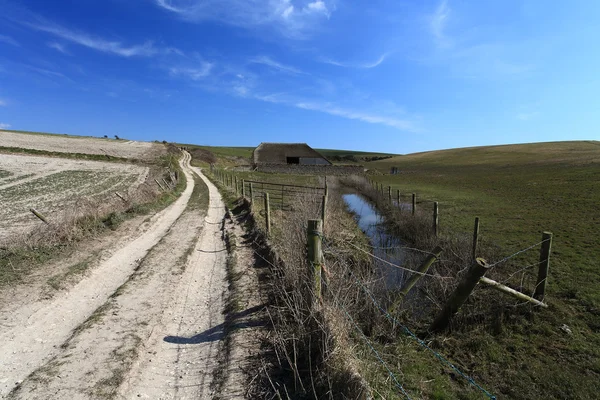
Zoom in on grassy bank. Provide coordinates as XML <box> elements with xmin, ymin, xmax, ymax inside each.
<box><xmin>365</xmin><ymin>141</ymin><xmax>600</xmax><ymax>398</ymax></box>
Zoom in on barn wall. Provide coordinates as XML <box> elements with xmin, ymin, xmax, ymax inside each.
<box><xmin>299</xmin><ymin>157</ymin><xmax>330</xmax><ymax>165</ymax></box>
<box><xmin>256</xmin><ymin>163</ymin><xmax>364</xmax><ymax>175</ymax></box>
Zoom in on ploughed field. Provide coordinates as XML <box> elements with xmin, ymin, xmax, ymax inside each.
<box><xmin>0</xmin><ymin>153</ymin><xmax>149</xmax><ymax>242</ymax></box>
<box><xmin>1</xmin><ymin>130</ymin><xmax>166</xmax><ymax>160</ymax></box>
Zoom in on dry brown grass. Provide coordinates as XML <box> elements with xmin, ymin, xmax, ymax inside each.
<box><xmin>0</xmin><ymin>156</ymin><xmax>184</xmax><ymax>288</ymax></box>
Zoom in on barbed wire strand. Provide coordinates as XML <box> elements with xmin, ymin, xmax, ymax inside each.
<box><xmin>343</xmin><ymin>241</ymin><xmax>453</xmax><ymax>279</ymax></box>
<box><xmin>499</xmin><ymin>258</ymin><xmax>547</xmax><ymax>285</ymax></box>
<box><xmin>249</xmin><ymin>243</ymin><xmax>412</xmax><ymax>398</ymax></box>
<box><xmin>323</xmin><ymin>240</ymin><xmax>497</xmax><ymax>400</ymax></box>
<box><xmin>487</xmin><ymin>238</ymin><xmax>550</xmax><ymax>268</ymax></box>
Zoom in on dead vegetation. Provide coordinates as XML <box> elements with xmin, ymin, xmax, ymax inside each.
<box><xmin>0</xmin><ymin>152</ymin><xmax>186</xmax><ymax>289</ymax></box>
<box><xmin>208</xmin><ymin>167</ymin><xmax>549</xmax><ymax>399</ymax></box>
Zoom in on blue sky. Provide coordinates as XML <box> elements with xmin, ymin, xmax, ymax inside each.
<box><xmin>1</xmin><ymin>0</ymin><xmax>599</xmax><ymax>154</ymax></box>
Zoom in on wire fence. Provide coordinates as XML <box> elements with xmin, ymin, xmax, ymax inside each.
<box><xmin>208</xmin><ymin>169</ymin><xmax>551</xmax><ymax>399</ymax></box>
<box><xmin>323</xmin><ymin>238</ymin><xmax>498</xmax><ymax>400</ymax></box>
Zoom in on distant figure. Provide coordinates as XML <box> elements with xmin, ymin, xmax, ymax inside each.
<box><xmin>390</xmin><ymin>167</ymin><xmax>399</xmax><ymax>175</ymax></box>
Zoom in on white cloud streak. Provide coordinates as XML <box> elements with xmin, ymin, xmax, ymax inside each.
<box><xmin>48</xmin><ymin>42</ymin><xmax>70</xmax><ymax>54</ymax></box>
<box><xmin>0</xmin><ymin>123</ymin><xmax>11</xmax><ymax>129</ymax></box>
<box><xmin>249</xmin><ymin>56</ymin><xmax>307</xmax><ymax>75</ymax></box>
<box><xmin>252</xmin><ymin>93</ymin><xmax>418</xmax><ymax>131</ymax></box>
<box><xmin>322</xmin><ymin>52</ymin><xmax>390</xmax><ymax>69</ymax></box>
<box><xmin>430</xmin><ymin>0</ymin><xmax>451</xmax><ymax>47</ymax></box>
<box><xmin>0</xmin><ymin>35</ymin><xmax>19</xmax><ymax>46</ymax></box>
<box><xmin>168</xmin><ymin>63</ymin><xmax>214</xmax><ymax>80</ymax></box>
<box><xmin>21</xmin><ymin>17</ymin><xmax>180</xmax><ymax>57</ymax></box>
<box><xmin>24</xmin><ymin>65</ymin><xmax>73</xmax><ymax>82</ymax></box>
<box><xmin>0</xmin><ymin>99</ymin><xmax>6</xmax><ymax>106</ymax></box>
<box><xmin>154</xmin><ymin>0</ymin><xmax>335</xmax><ymax>38</ymax></box>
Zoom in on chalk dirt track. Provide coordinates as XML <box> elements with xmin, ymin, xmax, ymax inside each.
<box><xmin>0</xmin><ymin>152</ymin><xmax>251</xmax><ymax>399</ymax></box>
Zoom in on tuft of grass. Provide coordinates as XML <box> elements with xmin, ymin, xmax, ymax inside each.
<box><xmin>92</xmin><ymin>334</ymin><xmax>142</xmax><ymax>399</ymax></box>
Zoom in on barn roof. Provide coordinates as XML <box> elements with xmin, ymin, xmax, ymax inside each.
<box><xmin>253</xmin><ymin>143</ymin><xmax>331</xmax><ymax>165</ymax></box>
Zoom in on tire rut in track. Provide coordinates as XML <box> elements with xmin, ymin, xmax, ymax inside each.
<box><xmin>117</xmin><ymin>165</ymin><xmax>229</xmax><ymax>399</ymax></box>
<box><xmin>0</xmin><ymin>152</ymin><xmax>195</xmax><ymax>398</ymax></box>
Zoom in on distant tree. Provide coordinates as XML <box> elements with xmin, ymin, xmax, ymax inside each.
<box><xmin>114</xmin><ymin>135</ymin><xmax>120</xmax><ymax>140</ymax></box>
<box><xmin>162</xmin><ymin>140</ymin><xmax>168</xmax><ymax>144</ymax></box>
<box><xmin>103</xmin><ymin>135</ymin><xmax>108</xmax><ymax>138</ymax></box>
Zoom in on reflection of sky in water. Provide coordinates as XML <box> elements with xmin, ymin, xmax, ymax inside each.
<box><xmin>343</xmin><ymin>194</ymin><xmax>409</xmax><ymax>288</ymax></box>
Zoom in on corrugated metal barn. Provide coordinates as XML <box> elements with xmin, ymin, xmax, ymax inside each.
<box><xmin>253</xmin><ymin>143</ymin><xmax>332</xmax><ymax>166</ymax></box>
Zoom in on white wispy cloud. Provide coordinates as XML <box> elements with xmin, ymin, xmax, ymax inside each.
<box><xmin>20</xmin><ymin>15</ymin><xmax>181</xmax><ymax>58</ymax></box>
<box><xmin>168</xmin><ymin>63</ymin><xmax>214</xmax><ymax>80</ymax></box>
<box><xmin>25</xmin><ymin>65</ymin><xmax>73</xmax><ymax>82</ymax></box>
<box><xmin>426</xmin><ymin>2</ymin><xmax>534</xmax><ymax>79</ymax></box>
<box><xmin>322</xmin><ymin>52</ymin><xmax>390</xmax><ymax>69</ymax></box>
<box><xmin>0</xmin><ymin>123</ymin><xmax>11</xmax><ymax>129</ymax></box>
<box><xmin>295</xmin><ymin>102</ymin><xmax>416</xmax><ymax>130</ymax></box>
<box><xmin>154</xmin><ymin>0</ymin><xmax>335</xmax><ymax>38</ymax></box>
<box><xmin>430</xmin><ymin>0</ymin><xmax>451</xmax><ymax>48</ymax></box>
<box><xmin>0</xmin><ymin>99</ymin><xmax>6</xmax><ymax>106</ymax></box>
<box><xmin>48</xmin><ymin>42</ymin><xmax>70</xmax><ymax>55</ymax></box>
<box><xmin>249</xmin><ymin>56</ymin><xmax>307</xmax><ymax>75</ymax></box>
<box><xmin>252</xmin><ymin>92</ymin><xmax>418</xmax><ymax>131</ymax></box>
<box><xmin>0</xmin><ymin>35</ymin><xmax>19</xmax><ymax>46</ymax></box>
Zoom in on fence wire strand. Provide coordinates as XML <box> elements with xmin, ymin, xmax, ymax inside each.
<box><xmin>323</xmin><ymin>239</ymin><xmax>497</xmax><ymax>400</ymax></box>
<box><xmin>342</xmin><ymin>240</ymin><xmax>453</xmax><ymax>279</ymax></box>
<box><xmin>487</xmin><ymin>238</ymin><xmax>550</xmax><ymax>268</ymax></box>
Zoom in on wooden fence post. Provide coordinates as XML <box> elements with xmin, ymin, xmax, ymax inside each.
<box><xmin>154</xmin><ymin>178</ymin><xmax>166</xmax><ymax>191</ymax></box>
<box><xmin>433</xmin><ymin>202</ymin><xmax>439</xmax><ymax>236</ymax></box>
<box><xmin>398</xmin><ymin>245</ymin><xmax>443</xmax><ymax>298</ymax></box>
<box><xmin>235</xmin><ymin>176</ymin><xmax>238</xmax><ymax>194</ymax></box>
<box><xmin>307</xmin><ymin>219</ymin><xmax>323</xmax><ymax>304</ymax></box>
<box><xmin>250</xmin><ymin>183</ymin><xmax>254</xmax><ymax>204</ymax></box>
<box><xmin>534</xmin><ymin>232</ymin><xmax>553</xmax><ymax>300</ymax></box>
<box><xmin>388</xmin><ymin>186</ymin><xmax>392</xmax><ymax>203</ymax></box>
<box><xmin>30</xmin><ymin>208</ymin><xmax>49</xmax><ymax>224</ymax></box>
<box><xmin>412</xmin><ymin>193</ymin><xmax>416</xmax><ymax>215</ymax></box>
<box><xmin>321</xmin><ymin>195</ymin><xmax>327</xmax><ymax>227</ymax></box>
<box><xmin>242</xmin><ymin>179</ymin><xmax>246</xmax><ymax>197</ymax></box>
<box><xmin>397</xmin><ymin>189</ymin><xmax>401</xmax><ymax>210</ymax></box>
<box><xmin>264</xmin><ymin>193</ymin><xmax>271</xmax><ymax>234</ymax></box>
<box><xmin>472</xmin><ymin>217</ymin><xmax>480</xmax><ymax>261</ymax></box>
<box><xmin>430</xmin><ymin>258</ymin><xmax>490</xmax><ymax>333</ymax></box>
<box><xmin>115</xmin><ymin>192</ymin><xmax>127</xmax><ymax>202</ymax></box>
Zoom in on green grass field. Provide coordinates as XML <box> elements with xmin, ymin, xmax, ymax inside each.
<box><xmin>366</xmin><ymin>141</ymin><xmax>600</xmax><ymax>398</ymax></box>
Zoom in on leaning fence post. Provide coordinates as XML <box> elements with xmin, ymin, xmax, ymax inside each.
<box><xmin>398</xmin><ymin>245</ymin><xmax>443</xmax><ymax>298</ymax></box>
<box><xmin>264</xmin><ymin>193</ymin><xmax>271</xmax><ymax>234</ymax></box>
<box><xmin>430</xmin><ymin>258</ymin><xmax>490</xmax><ymax>333</ymax></box>
<box><xmin>534</xmin><ymin>232</ymin><xmax>553</xmax><ymax>300</ymax></box>
<box><xmin>154</xmin><ymin>178</ymin><xmax>166</xmax><ymax>191</ymax></box>
<box><xmin>307</xmin><ymin>219</ymin><xmax>323</xmax><ymax>304</ymax></box>
<box><xmin>30</xmin><ymin>208</ymin><xmax>49</xmax><ymax>224</ymax></box>
<box><xmin>412</xmin><ymin>193</ymin><xmax>416</xmax><ymax>215</ymax></box>
<box><xmin>472</xmin><ymin>217</ymin><xmax>480</xmax><ymax>261</ymax></box>
<box><xmin>115</xmin><ymin>192</ymin><xmax>127</xmax><ymax>202</ymax></box>
<box><xmin>433</xmin><ymin>202</ymin><xmax>439</xmax><ymax>236</ymax></box>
